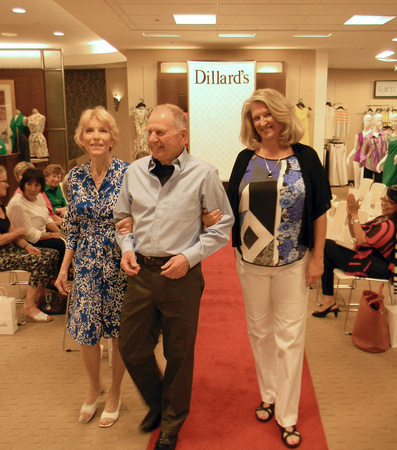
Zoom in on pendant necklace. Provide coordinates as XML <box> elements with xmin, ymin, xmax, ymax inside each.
<box><xmin>263</xmin><ymin>156</ymin><xmax>281</xmax><ymax>178</ymax></box>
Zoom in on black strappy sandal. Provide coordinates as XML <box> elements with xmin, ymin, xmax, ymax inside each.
<box><xmin>255</xmin><ymin>402</ymin><xmax>274</xmax><ymax>423</ymax></box>
<box><xmin>280</xmin><ymin>425</ymin><xmax>301</xmax><ymax>448</ymax></box>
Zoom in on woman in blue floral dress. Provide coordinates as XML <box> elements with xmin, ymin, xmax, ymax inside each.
<box><xmin>227</xmin><ymin>89</ymin><xmax>331</xmax><ymax>449</ymax></box>
<box><xmin>55</xmin><ymin>107</ymin><xmax>129</xmax><ymax>428</ymax></box>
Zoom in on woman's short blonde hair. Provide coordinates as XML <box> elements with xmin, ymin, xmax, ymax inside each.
<box><xmin>13</xmin><ymin>161</ymin><xmax>35</xmax><ymax>182</ymax></box>
<box><xmin>74</xmin><ymin>106</ymin><xmax>120</xmax><ymax>151</ymax></box>
<box><xmin>240</xmin><ymin>89</ymin><xmax>305</xmax><ymax>149</ymax></box>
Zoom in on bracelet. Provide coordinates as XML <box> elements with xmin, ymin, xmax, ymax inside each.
<box><xmin>23</xmin><ymin>243</ymin><xmax>30</xmax><ymax>249</ymax></box>
<box><xmin>351</xmin><ymin>218</ymin><xmax>360</xmax><ymax>224</ymax></box>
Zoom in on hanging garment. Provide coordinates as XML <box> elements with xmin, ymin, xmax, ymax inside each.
<box><xmin>130</xmin><ymin>106</ymin><xmax>153</xmax><ymax>153</ymax></box>
<box><xmin>293</xmin><ymin>105</ymin><xmax>310</xmax><ymax>145</ymax></box>
<box><xmin>328</xmin><ymin>143</ymin><xmax>348</xmax><ymax>186</ymax></box>
<box><xmin>382</xmin><ymin>136</ymin><xmax>397</xmax><ymax>187</ymax></box>
<box><xmin>28</xmin><ymin>113</ymin><xmax>49</xmax><ymax>158</ymax></box>
<box><xmin>333</xmin><ymin>108</ymin><xmax>350</xmax><ymax>138</ymax></box>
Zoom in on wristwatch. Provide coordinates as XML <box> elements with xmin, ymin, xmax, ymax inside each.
<box><xmin>351</xmin><ymin>218</ymin><xmax>360</xmax><ymax>224</ymax></box>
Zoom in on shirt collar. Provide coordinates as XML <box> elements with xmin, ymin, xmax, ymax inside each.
<box><xmin>148</xmin><ymin>147</ymin><xmax>188</xmax><ymax>172</ymax></box>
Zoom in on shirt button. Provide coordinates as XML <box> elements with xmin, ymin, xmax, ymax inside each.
<box><xmin>153</xmin><ymin>237</ymin><xmax>157</xmax><ymax>241</ymax></box>
<box><xmin>156</xmin><ymin>219</ymin><xmax>159</xmax><ymax>223</ymax></box>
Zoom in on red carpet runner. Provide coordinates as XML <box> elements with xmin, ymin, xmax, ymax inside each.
<box><xmin>148</xmin><ymin>243</ymin><xmax>328</xmax><ymax>449</ymax></box>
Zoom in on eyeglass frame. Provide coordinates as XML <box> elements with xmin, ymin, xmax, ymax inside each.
<box><xmin>380</xmin><ymin>196</ymin><xmax>396</xmax><ymax>205</ymax></box>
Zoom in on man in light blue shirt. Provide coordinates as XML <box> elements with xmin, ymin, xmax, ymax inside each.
<box><xmin>114</xmin><ymin>104</ymin><xmax>233</xmax><ymax>449</ymax></box>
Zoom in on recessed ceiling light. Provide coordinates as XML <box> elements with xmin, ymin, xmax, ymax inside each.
<box><xmin>344</xmin><ymin>15</ymin><xmax>395</xmax><ymax>25</ymax></box>
<box><xmin>1</xmin><ymin>32</ymin><xmax>18</xmax><ymax>37</ymax></box>
<box><xmin>142</xmin><ymin>33</ymin><xmax>180</xmax><ymax>38</ymax></box>
<box><xmin>293</xmin><ymin>34</ymin><xmax>332</xmax><ymax>38</ymax></box>
<box><xmin>377</xmin><ymin>58</ymin><xmax>397</xmax><ymax>62</ymax></box>
<box><xmin>376</xmin><ymin>50</ymin><xmax>395</xmax><ymax>59</ymax></box>
<box><xmin>12</xmin><ymin>8</ymin><xmax>26</xmax><ymax>14</ymax></box>
<box><xmin>393</xmin><ymin>37</ymin><xmax>397</xmax><ymax>42</ymax></box>
<box><xmin>174</xmin><ymin>14</ymin><xmax>216</xmax><ymax>25</ymax></box>
<box><xmin>53</xmin><ymin>31</ymin><xmax>64</xmax><ymax>36</ymax></box>
<box><xmin>218</xmin><ymin>33</ymin><xmax>256</xmax><ymax>38</ymax></box>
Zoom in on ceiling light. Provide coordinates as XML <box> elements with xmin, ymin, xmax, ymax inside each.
<box><xmin>344</xmin><ymin>15</ymin><xmax>395</xmax><ymax>25</ymax></box>
<box><xmin>377</xmin><ymin>58</ymin><xmax>397</xmax><ymax>62</ymax></box>
<box><xmin>142</xmin><ymin>33</ymin><xmax>180</xmax><ymax>38</ymax></box>
<box><xmin>12</xmin><ymin>7</ymin><xmax>26</xmax><ymax>14</ymax></box>
<box><xmin>0</xmin><ymin>43</ymin><xmax>47</xmax><ymax>49</ymax></box>
<box><xmin>89</xmin><ymin>40</ymin><xmax>117</xmax><ymax>54</ymax></box>
<box><xmin>1</xmin><ymin>32</ymin><xmax>18</xmax><ymax>37</ymax></box>
<box><xmin>393</xmin><ymin>38</ymin><xmax>397</xmax><ymax>42</ymax></box>
<box><xmin>160</xmin><ymin>62</ymin><xmax>187</xmax><ymax>73</ymax></box>
<box><xmin>53</xmin><ymin>31</ymin><xmax>64</xmax><ymax>36</ymax></box>
<box><xmin>218</xmin><ymin>33</ymin><xmax>256</xmax><ymax>38</ymax></box>
<box><xmin>293</xmin><ymin>34</ymin><xmax>332</xmax><ymax>38</ymax></box>
<box><xmin>376</xmin><ymin>51</ymin><xmax>395</xmax><ymax>59</ymax></box>
<box><xmin>257</xmin><ymin>62</ymin><xmax>283</xmax><ymax>73</ymax></box>
<box><xmin>174</xmin><ymin>15</ymin><xmax>216</xmax><ymax>25</ymax></box>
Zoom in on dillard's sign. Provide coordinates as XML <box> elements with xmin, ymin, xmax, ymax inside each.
<box><xmin>195</xmin><ymin>69</ymin><xmax>250</xmax><ymax>85</ymax></box>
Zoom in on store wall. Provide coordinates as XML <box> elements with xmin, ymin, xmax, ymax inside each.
<box><xmin>105</xmin><ymin>67</ymin><xmax>133</xmax><ymax>163</ymax></box>
<box><xmin>327</xmin><ymin>69</ymin><xmax>397</xmax><ymax>181</ymax></box>
<box><xmin>125</xmin><ymin>49</ymin><xmax>317</xmax><ymax>151</ymax></box>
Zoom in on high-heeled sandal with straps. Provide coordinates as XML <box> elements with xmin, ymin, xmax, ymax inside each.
<box><xmin>255</xmin><ymin>402</ymin><xmax>274</xmax><ymax>423</ymax></box>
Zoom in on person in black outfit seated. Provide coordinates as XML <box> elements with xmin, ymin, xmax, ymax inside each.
<box><xmin>313</xmin><ymin>185</ymin><xmax>397</xmax><ymax>318</ymax></box>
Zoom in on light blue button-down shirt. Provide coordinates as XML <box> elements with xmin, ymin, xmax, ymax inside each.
<box><xmin>114</xmin><ymin>149</ymin><xmax>234</xmax><ymax>268</ymax></box>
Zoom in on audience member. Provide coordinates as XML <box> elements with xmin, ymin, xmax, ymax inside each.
<box><xmin>313</xmin><ymin>186</ymin><xmax>397</xmax><ymax>317</ymax></box>
<box><xmin>0</xmin><ymin>165</ymin><xmax>59</xmax><ymax>323</ymax></box>
<box><xmin>7</xmin><ymin>168</ymin><xmax>65</xmax><ymax>270</ymax></box>
<box><xmin>44</xmin><ymin>164</ymin><xmax>67</xmax><ymax>218</ymax></box>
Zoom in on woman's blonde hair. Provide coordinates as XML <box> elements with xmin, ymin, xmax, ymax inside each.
<box><xmin>74</xmin><ymin>106</ymin><xmax>120</xmax><ymax>151</ymax></box>
<box><xmin>240</xmin><ymin>89</ymin><xmax>305</xmax><ymax>149</ymax></box>
<box><xmin>13</xmin><ymin>161</ymin><xmax>35</xmax><ymax>181</ymax></box>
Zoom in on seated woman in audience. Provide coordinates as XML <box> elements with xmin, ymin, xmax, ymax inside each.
<box><xmin>0</xmin><ymin>165</ymin><xmax>59</xmax><ymax>323</ymax></box>
<box><xmin>7</xmin><ymin>168</ymin><xmax>65</xmax><ymax>271</ymax></box>
<box><xmin>313</xmin><ymin>184</ymin><xmax>397</xmax><ymax>317</ymax></box>
<box><xmin>44</xmin><ymin>164</ymin><xmax>67</xmax><ymax>218</ymax></box>
<box><xmin>14</xmin><ymin>161</ymin><xmax>63</xmax><ymax>226</ymax></box>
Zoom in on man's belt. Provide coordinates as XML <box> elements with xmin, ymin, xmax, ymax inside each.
<box><xmin>135</xmin><ymin>253</ymin><xmax>172</xmax><ymax>266</ymax></box>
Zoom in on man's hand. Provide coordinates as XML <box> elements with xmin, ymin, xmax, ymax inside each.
<box><xmin>160</xmin><ymin>254</ymin><xmax>190</xmax><ymax>279</ymax></box>
<box><xmin>120</xmin><ymin>250</ymin><xmax>141</xmax><ymax>276</ymax></box>
<box><xmin>115</xmin><ymin>217</ymin><xmax>134</xmax><ymax>235</ymax></box>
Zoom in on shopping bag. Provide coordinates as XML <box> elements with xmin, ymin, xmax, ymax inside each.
<box><xmin>0</xmin><ymin>287</ymin><xmax>18</xmax><ymax>335</ymax></box>
<box><xmin>385</xmin><ymin>305</ymin><xmax>397</xmax><ymax>348</ymax></box>
<box><xmin>351</xmin><ymin>283</ymin><xmax>390</xmax><ymax>353</ymax></box>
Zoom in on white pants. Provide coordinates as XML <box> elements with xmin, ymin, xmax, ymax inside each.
<box><xmin>236</xmin><ymin>250</ymin><xmax>309</xmax><ymax>427</ymax></box>
<box><xmin>353</xmin><ymin>161</ymin><xmax>363</xmax><ymax>189</ymax></box>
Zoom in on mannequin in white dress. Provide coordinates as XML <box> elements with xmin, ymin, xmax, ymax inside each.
<box><xmin>347</xmin><ymin>114</ymin><xmax>372</xmax><ymax>188</ymax></box>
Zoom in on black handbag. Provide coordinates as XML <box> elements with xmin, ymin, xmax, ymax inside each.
<box><xmin>39</xmin><ymin>288</ymin><xmax>67</xmax><ymax>315</ymax></box>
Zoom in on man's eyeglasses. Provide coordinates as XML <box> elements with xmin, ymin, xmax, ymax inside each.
<box><xmin>380</xmin><ymin>197</ymin><xmax>396</xmax><ymax>205</ymax></box>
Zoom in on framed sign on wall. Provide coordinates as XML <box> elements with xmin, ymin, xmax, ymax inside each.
<box><xmin>374</xmin><ymin>80</ymin><xmax>397</xmax><ymax>98</ymax></box>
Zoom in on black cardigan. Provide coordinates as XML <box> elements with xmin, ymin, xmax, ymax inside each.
<box><xmin>227</xmin><ymin>143</ymin><xmax>332</xmax><ymax>250</ymax></box>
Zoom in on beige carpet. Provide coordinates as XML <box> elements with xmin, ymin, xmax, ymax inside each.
<box><xmin>1</xmin><ymin>186</ymin><xmax>396</xmax><ymax>449</ymax></box>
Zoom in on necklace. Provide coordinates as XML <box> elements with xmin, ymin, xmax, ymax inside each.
<box><xmin>263</xmin><ymin>156</ymin><xmax>281</xmax><ymax>178</ymax></box>
<box><xmin>92</xmin><ymin>174</ymin><xmax>105</xmax><ymax>184</ymax></box>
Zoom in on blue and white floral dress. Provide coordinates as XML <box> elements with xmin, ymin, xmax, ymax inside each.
<box><xmin>66</xmin><ymin>157</ymin><xmax>129</xmax><ymax>345</ymax></box>
<box><xmin>238</xmin><ymin>154</ymin><xmax>306</xmax><ymax>267</ymax></box>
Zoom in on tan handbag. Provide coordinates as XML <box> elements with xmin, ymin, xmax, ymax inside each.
<box><xmin>351</xmin><ymin>283</ymin><xmax>390</xmax><ymax>353</ymax></box>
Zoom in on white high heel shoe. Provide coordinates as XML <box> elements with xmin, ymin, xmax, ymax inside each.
<box><xmin>79</xmin><ymin>399</ymin><xmax>98</xmax><ymax>423</ymax></box>
<box><xmin>99</xmin><ymin>398</ymin><xmax>121</xmax><ymax>428</ymax></box>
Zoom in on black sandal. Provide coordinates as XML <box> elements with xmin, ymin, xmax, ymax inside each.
<box><xmin>280</xmin><ymin>425</ymin><xmax>301</xmax><ymax>449</ymax></box>
<box><xmin>255</xmin><ymin>402</ymin><xmax>274</xmax><ymax>423</ymax></box>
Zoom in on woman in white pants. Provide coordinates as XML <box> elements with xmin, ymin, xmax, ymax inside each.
<box><xmin>227</xmin><ymin>89</ymin><xmax>331</xmax><ymax>449</ymax></box>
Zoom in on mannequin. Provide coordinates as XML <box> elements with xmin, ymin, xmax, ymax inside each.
<box><xmin>377</xmin><ymin>114</ymin><xmax>397</xmax><ymax>186</ymax></box>
<box><xmin>360</xmin><ymin>113</ymin><xmax>387</xmax><ymax>183</ymax></box>
<box><xmin>27</xmin><ymin>108</ymin><xmax>49</xmax><ymax>158</ymax></box>
<box><xmin>10</xmin><ymin>109</ymin><xmax>28</xmax><ymax>152</ymax></box>
<box><xmin>130</xmin><ymin>100</ymin><xmax>153</xmax><ymax>154</ymax></box>
<box><xmin>347</xmin><ymin>114</ymin><xmax>373</xmax><ymax>188</ymax></box>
